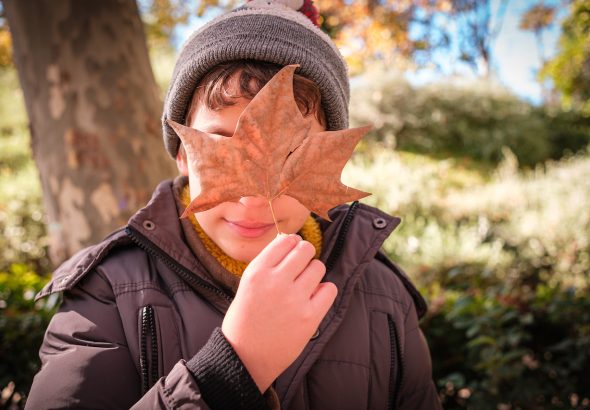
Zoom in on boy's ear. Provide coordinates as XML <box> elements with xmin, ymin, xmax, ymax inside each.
<box><xmin>176</xmin><ymin>147</ymin><xmax>189</xmax><ymax>176</ymax></box>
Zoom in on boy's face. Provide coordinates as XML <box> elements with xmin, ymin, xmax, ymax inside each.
<box><xmin>177</xmin><ymin>87</ymin><xmax>326</xmax><ymax>263</ymax></box>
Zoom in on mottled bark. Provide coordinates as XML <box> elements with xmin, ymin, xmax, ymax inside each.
<box><xmin>4</xmin><ymin>0</ymin><xmax>177</xmax><ymax>265</ymax></box>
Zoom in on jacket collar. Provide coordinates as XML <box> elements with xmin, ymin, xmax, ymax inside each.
<box><xmin>127</xmin><ymin>179</ymin><xmax>220</xmax><ymax>286</ymax></box>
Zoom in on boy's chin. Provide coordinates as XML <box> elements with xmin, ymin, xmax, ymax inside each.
<box><xmin>224</xmin><ymin>246</ymin><xmax>262</xmax><ymax>264</ymax></box>
<box><xmin>220</xmin><ymin>237</ymin><xmax>271</xmax><ymax>264</ymax></box>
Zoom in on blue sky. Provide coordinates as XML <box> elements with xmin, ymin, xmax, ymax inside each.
<box><xmin>491</xmin><ymin>0</ymin><xmax>563</xmax><ymax>103</ymax></box>
<box><xmin>404</xmin><ymin>0</ymin><xmax>565</xmax><ymax>104</ymax></box>
<box><xmin>174</xmin><ymin>0</ymin><xmax>566</xmax><ymax>104</ymax></box>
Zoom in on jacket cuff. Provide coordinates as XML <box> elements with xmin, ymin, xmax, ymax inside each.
<box><xmin>186</xmin><ymin>327</ymin><xmax>269</xmax><ymax>410</ymax></box>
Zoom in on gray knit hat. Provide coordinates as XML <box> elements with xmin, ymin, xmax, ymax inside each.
<box><xmin>162</xmin><ymin>0</ymin><xmax>350</xmax><ymax>158</ymax></box>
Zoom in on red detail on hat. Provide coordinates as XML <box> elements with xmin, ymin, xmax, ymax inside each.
<box><xmin>298</xmin><ymin>0</ymin><xmax>320</xmax><ymax>27</ymax></box>
<box><xmin>246</xmin><ymin>0</ymin><xmax>320</xmax><ymax>27</ymax></box>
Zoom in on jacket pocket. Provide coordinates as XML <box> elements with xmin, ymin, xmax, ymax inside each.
<box><xmin>369</xmin><ymin>311</ymin><xmax>402</xmax><ymax>409</ymax></box>
<box><xmin>139</xmin><ymin>304</ymin><xmax>160</xmax><ymax>394</ymax></box>
<box><xmin>387</xmin><ymin>315</ymin><xmax>403</xmax><ymax>410</ymax></box>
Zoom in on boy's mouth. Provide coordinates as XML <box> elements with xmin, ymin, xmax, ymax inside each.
<box><xmin>224</xmin><ymin>219</ymin><xmax>276</xmax><ymax>238</ymax></box>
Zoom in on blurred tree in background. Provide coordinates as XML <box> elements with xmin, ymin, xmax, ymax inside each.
<box><xmin>297</xmin><ymin>0</ymin><xmax>512</xmax><ymax>76</ymax></box>
<box><xmin>138</xmin><ymin>0</ymin><xmax>237</xmax><ymax>48</ymax></box>
<box><xmin>0</xmin><ymin>9</ymin><xmax>11</xmax><ymax>68</ymax></box>
<box><xmin>350</xmin><ymin>69</ymin><xmax>590</xmax><ymax>166</ymax></box>
<box><xmin>519</xmin><ymin>2</ymin><xmax>556</xmax><ymax>66</ymax></box>
<box><xmin>519</xmin><ymin>2</ymin><xmax>558</xmax><ymax>102</ymax></box>
<box><xmin>3</xmin><ymin>0</ymin><xmax>177</xmax><ymax>265</ymax></box>
<box><xmin>542</xmin><ymin>0</ymin><xmax>590</xmax><ymax>113</ymax></box>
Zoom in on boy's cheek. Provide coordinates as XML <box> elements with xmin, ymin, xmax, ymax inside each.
<box><xmin>194</xmin><ymin>208</ymin><xmax>224</xmax><ymax>241</ymax></box>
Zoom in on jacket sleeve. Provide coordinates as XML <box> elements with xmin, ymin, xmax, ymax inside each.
<box><xmin>397</xmin><ymin>295</ymin><xmax>442</xmax><ymax>410</ymax></box>
<box><xmin>133</xmin><ymin>328</ymin><xmax>271</xmax><ymax>410</ymax></box>
<box><xmin>25</xmin><ymin>270</ymin><xmax>269</xmax><ymax>410</ymax></box>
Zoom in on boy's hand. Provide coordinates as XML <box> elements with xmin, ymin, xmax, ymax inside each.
<box><xmin>221</xmin><ymin>234</ymin><xmax>337</xmax><ymax>393</ymax></box>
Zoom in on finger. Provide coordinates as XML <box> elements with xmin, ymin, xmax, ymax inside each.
<box><xmin>251</xmin><ymin>233</ymin><xmax>301</xmax><ymax>268</ymax></box>
<box><xmin>309</xmin><ymin>282</ymin><xmax>338</xmax><ymax>316</ymax></box>
<box><xmin>294</xmin><ymin>259</ymin><xmax>326</xmax><ymax>294</ymax></box>
<box><xmin>274</xmin><ymin>240</ymin><xmax>317</xmax><ymax>281</ymax></box>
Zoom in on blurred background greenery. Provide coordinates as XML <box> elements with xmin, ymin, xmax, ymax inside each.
<box><xmin>1</xmin><ymin>0</ymin><xmax>590</xmax><ymax>409</ymax></box>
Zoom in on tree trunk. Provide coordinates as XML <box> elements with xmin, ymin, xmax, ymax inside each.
<box><xmin>4</xmin><ymin>0</ymin><xmax>177</xmax><ymax>266</ymax></box>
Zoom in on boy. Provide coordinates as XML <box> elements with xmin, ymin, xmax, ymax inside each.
<box><xmin>26</xmin><ymin>0</ymin><xmax>442</xmax><ymax>409</ymax></box>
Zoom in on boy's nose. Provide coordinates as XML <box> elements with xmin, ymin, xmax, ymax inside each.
<box><xmin>238</xmin><ymin>195</ymin><xmax>268</xmax><ymax>208</ymax></box>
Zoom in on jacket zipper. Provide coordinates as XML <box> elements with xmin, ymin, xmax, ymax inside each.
<box><xmin>387</xmin><ymin>316</ymin><xmax>403</xmax><ymax>410</ymax></box>
<box><xmin>140</xmin><ymin>305</ymin><xmax>159</xmax><ymax>394</ymax></box>
<box><xmin>325</xmin><ymin>201</ymin><xmax>359</xmax><ymax>272</ymax></box>
<box><xmin>125</xmin><ymin>226</ymin><xmax>233</xmax><ymax>306</ymax></box>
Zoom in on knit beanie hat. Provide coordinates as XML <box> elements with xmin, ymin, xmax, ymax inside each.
<box><xmin>162</xmin><ymin>0</ymin><xmax>350</xmax><ymax>159</ymax></box>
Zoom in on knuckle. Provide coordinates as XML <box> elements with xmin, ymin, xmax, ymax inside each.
<box><xmin>298</xmin><ymin>240</ymin><xmax>315</xmax><ymax>253</ymax></box>
<box><xmin>243</xmin><ymin>267</ymin><xmax>267</xmax><ymax>285</ymax></box>
<box><xmin>312</xmin><ymin>259</ymin><xmax>326</xmax><ymax>275</ymax></box>
<box><xmin>327</xmin><ymin>283</ymin><xmax>338</xmax><ymax>298</ymax></box>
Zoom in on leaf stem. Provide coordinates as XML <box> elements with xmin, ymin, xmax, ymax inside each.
<box><xmin>268</xmin><ymin>198</ymin><xmax>281</xmax><ymax>234</ymax></box>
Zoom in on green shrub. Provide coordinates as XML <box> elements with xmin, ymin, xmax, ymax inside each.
<box><xmin>0</xmin><ymin>68</ymin><xmax>53</xmax><ymax>409</ymax></box>
<box><xmin>0</xmin><ymin>264</ymin><xmax>55</xmax><ymax>408</ymax></box>
<box><xmin>350</xmin><ymin>69</ymin><xmax>590</xmax><ymax>166</ymax></box>
<box><xmin>546</xmin><ymin>109</ymin><xmax>590</xmax><ymax>159</ymax></box>
<box><xmin>344</xmin><ymin>148</ymin><xmax>590</xmax><ymax>290</ymax></box>
<box><xmin>0</xmin><ymin>71</ymin><xmax>49</xmax><ymax>275</ymax></box>
<box><xmin>423</xmin><ymin>285</ymin><xmax>590</xmax><ymax>409</ymax></box>
<box><xmin>0</xmin><ymin>69</ymin><xmax>27</xmax><ymax>136</ymax></box>
<box><xmin>0</xmin><ymin>139</ymin><xmax>49</xmax><ymax>274</ymax></box>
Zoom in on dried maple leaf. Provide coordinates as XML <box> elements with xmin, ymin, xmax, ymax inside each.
<box><xmin>167</xmin><ymin>64</ymin><xmax>371</xmax><ymax>224</ymax></box>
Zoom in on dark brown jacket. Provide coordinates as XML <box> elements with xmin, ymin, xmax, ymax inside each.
<box><xmin>26</xmin><ymin>180</ymin><xmax>441</xmax><ymax>409</ymax></box>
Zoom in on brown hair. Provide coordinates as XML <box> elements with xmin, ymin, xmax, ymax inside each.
<box><xmin>184</xmin><ymin>60</ymin><xmax>327</xmax><ymax>130</ymax></box>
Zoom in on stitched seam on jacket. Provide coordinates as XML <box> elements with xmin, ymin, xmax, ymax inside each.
<box><xmin>116</xmin><ymin>288</ymin><xmax>194</xmax><ymax>298</ymax></box>
<box><xmin>403</xmin><ymin>303</ymin><xmax>414</xmax><ymax>325</ymax></box>
<box><xmin>113</xmin><ymin>281</ymin><xmax>189</xmax><ymax>291</ymax></box>
<box><xmin>115</xmin><ymin>286</ymin><xmax>171</xmax><ymax>298</ymax></box>
<box><xmin>304</xmin><ymin>375</ymin><xmax>312</xmax><ymax>410</ymax></box>
<box><xmin>354</xmin><ymin>288</ymin><xmax>410</xmax><ymax>311</ymax></box>
<box><xmin>314</xmin><ymin>359</ymin><xmax>370</xmax><ymax>370</ymax></box>
<box><xmin>402</xmin><ymin>380</ymin><xmax>435</xmax><ymax>399</ymax></box>
<box><xmin>113</xmin><ymin>282</ymin><xmax>190</xmax><ymax>297</ymax></box>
